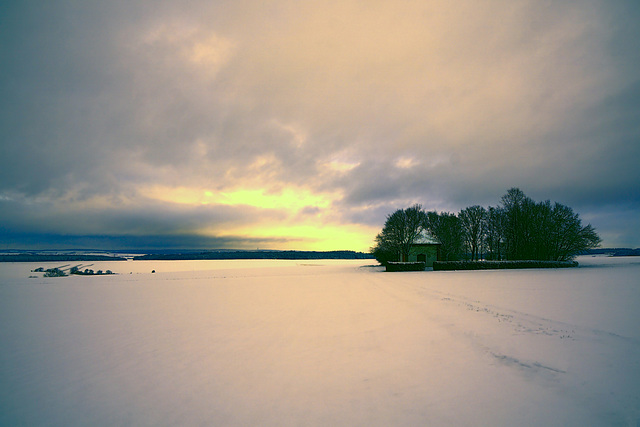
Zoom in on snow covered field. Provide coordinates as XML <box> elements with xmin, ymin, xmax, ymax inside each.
<box><xmin>1</xmin><ymin>256</ymin><xmax>639</xmax><ymax>426</ymax></box>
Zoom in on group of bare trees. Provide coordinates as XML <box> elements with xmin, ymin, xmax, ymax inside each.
<box><xmin>372</xmin><ymin>205</ymin><xmax>426</xmax><ymax>265</ymax></box>
<box><xmin>372</xmin><ymin>188</ymin><xmax>601</xmax><ymax>264</ymax></box>
<box><xmin>497</xmin><ymin>188</ymin><xmax>601</xmax><ymax>261</ymax></box>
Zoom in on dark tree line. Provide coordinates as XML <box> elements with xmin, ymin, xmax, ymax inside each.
<box><xmin>371</xmin><ymin>188</ymin><xmax>601</xmax><ymax>264</ymax></box>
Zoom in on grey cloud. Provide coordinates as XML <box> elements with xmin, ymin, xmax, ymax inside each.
<box><xmin>0</xmin><ymin>196</ymin><xmax>284</xmax><ymax>238</ymax></box>
<box><xmin>0</xmin><ymin>232</ymin><xmax>293</xmax><ymax>251</ymax></box>
<box><xmin>1</xmin><ymin>0</ymin><xmax>639</xmax><ymax>249</ymax></box>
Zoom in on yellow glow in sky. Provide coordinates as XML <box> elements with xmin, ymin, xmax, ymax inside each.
<box><xmin>217</xmin><ymin>222</ymin><xmax>377</xmax><ymax>252</ymax></box>
<box><xmin>144</xmin><ymin>185</ymin><xmax>337</xmax><ymax>211</ymax></box>
<box><xmin>142</xmin><ymin>184</ymin><xmax>374</xmax><ymax>251</ymax></box>
<box><xmin>217</xmin><ymin>188</ymin><xmax>333</xmax><ymax>211</ymax></box>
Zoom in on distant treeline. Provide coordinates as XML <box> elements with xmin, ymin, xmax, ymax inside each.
<box><xmin>133</xmin><ymin>250</ymin><xmax>374</xmax><ymax>261</ymax></box>
<box><xmin>0</xmin><ymin>254</ymin><xmax>126</xmax><ymax>262</ymax></box>
<box><xmin>584</xmin><ymin>248</ymin><xmax>640</xmax><ymax>257</ymax></box>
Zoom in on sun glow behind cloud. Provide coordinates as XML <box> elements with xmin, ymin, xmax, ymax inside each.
<box><xmin>215</xmin><ymin>222</ymin><xmax>378</xmax><ymax>252</ymax></box>
<box><xmin>140</xmin><ymin>184</ymin><xmax>376</xmax><ymax>250</ymax></box>
<box><xmin>143</xmin><ymin>185</ymin><xmax>337</xmax><ymax>210</ymax></box>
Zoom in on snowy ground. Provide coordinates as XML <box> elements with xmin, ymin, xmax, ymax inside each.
<box><xmin>1</xmin><ymin>256</ymin><xmax>639</xmax><ymax>426</ymax></box>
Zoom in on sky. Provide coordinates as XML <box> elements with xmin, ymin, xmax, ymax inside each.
<box><xmin>1</xmin><ymin>0</ymin><xmax>639</xmax><ymax>252</ymax></box>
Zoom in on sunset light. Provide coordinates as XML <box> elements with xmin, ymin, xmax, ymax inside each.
<box><xmin>143</xmin><ymin>185</ymin><xmax>338</xmax><ymax>211</ymax></box>
<box><xmin>1</xmin><ymin>0</ymin><xmax>638</xmax><ymax>250</ymax></box>
<box><xmin>2</xmin><ymin>2</ymin><xmax>640</xmax><ymax>425</ymax></box>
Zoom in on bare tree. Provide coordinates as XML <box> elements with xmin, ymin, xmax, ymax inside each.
<box><xmin>484</xmin><ymin>206</ymin><xmax>505</xmax><ymax>260</ymax></box>
<box><xmin>548</xmin><ymin>202</ymin><xmax>601</xmax><ymax>260</ymax></box>
<box><xmin>372</xmin><ymin>204</ymin><xmax>426</xmax><ymax>263</ymax></box>
<box><xmin>500</xmin><ymin>188</ymin><xmax>534</xmax><ymax>260</ymax></box>
<box><xmin>459</xmin><ymin>205</ymin><xmax>486</xmax><ymax>261</ymax></box>
<box><xmin>499</xmin><ymin>189</ymin><xmax>601</xmax><ymax>261</ymax></box>
<box><xmin>424</xmin><ymin>211</ymin><xmax>464</xmax><ymax>261</ymax></box>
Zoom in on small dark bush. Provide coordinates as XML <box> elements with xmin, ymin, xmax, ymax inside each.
<box><xmin>43</xmin><ymin>268</ymin><xmax>67</xmax><ymax>277</ymax></box>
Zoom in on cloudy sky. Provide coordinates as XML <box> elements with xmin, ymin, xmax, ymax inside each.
<box><xmin>1</xmin><ymin>0</ymin><xmax>639</xmax><ymax>252</ymax></box>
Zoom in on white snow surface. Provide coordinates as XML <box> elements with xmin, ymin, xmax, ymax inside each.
<box><xmin>1</xmin><ymin>256</ymin><xmax>639</xmax><ymax>426</ymax></box>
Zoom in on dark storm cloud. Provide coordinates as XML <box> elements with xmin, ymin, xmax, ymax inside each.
<box><xmin>0</xmin><ymin>231</ymin><xmax>291</xmax><ymax>251</ymax></box>
<box><xmin>1</xmin><ymin>0</ymin><xmax>639</xmax><ymax>249</ymax></box>
<box><xmin>0</xmin><ymin>195</ymin><xmax>263</xmax><ymax>235</ymax></box>
<box><xmin>0</xmin><ymin>193</ymin><xmax>294</xmax><ymax>249</ymax></box>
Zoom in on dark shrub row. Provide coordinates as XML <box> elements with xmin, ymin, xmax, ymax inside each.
<box><xmin>386</xmin><ymin>262</ymin><xmax>426</xmax><ymax>272</ymax></box>
<box><xmin>42</xmin><ymin>267</ymin><xmax>67</xmax><ymax>277</ymax></box>
<box><xmin>70</xmin><ymin>266</ymin><xmax>114</xmax><ymax>275</ymax></box>
<box><xmin>433</xmin><ymin>260</ymin><xmax>578</xmax><ymax>271</ymax></box>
